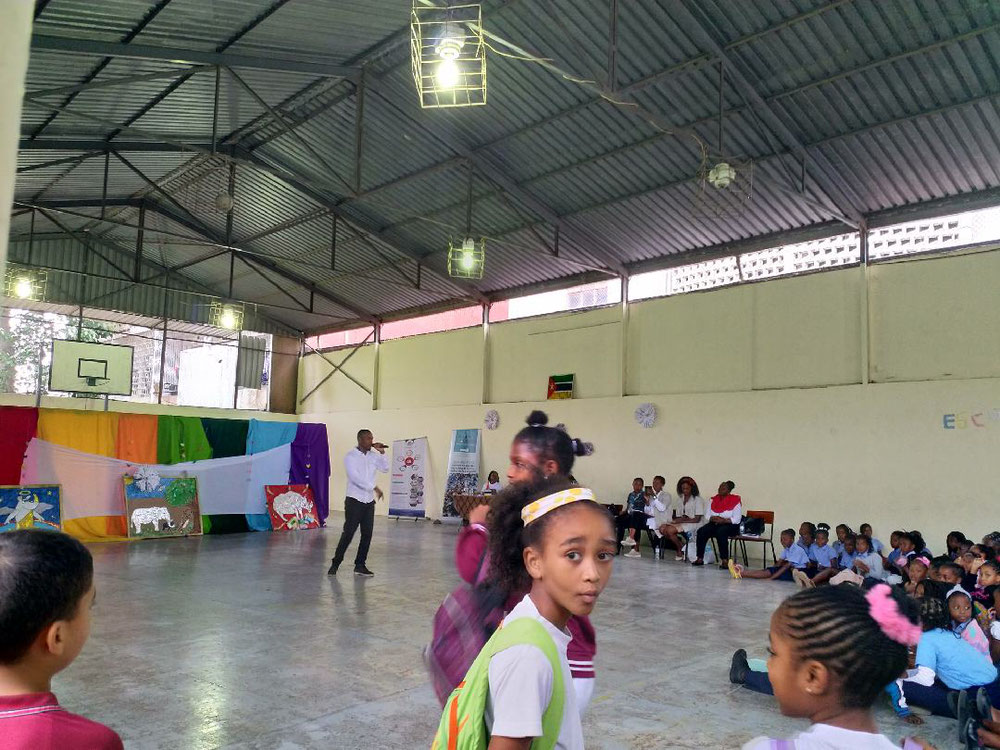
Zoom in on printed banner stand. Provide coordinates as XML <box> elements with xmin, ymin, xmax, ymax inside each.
<box><xmin>389</xmin><ymin>437</ymin><xmax>429</xmax><ymax>519</ymax></box>
<box><xmin>441</xmin><ymin>428</ymin><xmax>480</xmax><ymax>522</ymax></box>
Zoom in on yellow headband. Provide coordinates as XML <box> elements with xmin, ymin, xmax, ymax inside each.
<box><xmin>521</xmin><ymin>487</ymin><xmax>594</xmax><ymax>525</ymax></box>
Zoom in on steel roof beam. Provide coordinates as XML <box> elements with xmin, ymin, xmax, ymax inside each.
<box><xmin>241</xmin><ymin>149</ymin><xmax>489</xmax><ymax>304</ymax></box>
<box><xmin>27</xmin><ymin>0</ymin><xmax>176</xmax><ymax>140</ymax></box>
<box><xmin>31</xmin><ymin>35</ymin><xmax>360</xmax><ymax>78</ymax></box>
<box><xmin>657</xmin><ymin>2</ymin><xmax>864</xmax><ymax>227</ymax></box>
<box><xmin>364</xmin><ymin>83</ymin><xmax>628</xmax><ymax>277</ymax></box>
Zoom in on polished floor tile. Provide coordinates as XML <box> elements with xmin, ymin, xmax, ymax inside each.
<box><xmin>56</xmin><ymin>518</ymin><xmax>956</xmax><ymax>749</ymax></box>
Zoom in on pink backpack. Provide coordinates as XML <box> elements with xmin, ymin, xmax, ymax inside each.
<box><xmin>424</xmin><ymin>553</ymin><xmax>507</xmax><ymax>706</ymax></box>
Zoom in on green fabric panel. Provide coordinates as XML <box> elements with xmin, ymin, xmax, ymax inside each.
<box><xmin>201</xmin><ymin>418</ymin><xmax>249</xmax><ymax>459</ymax></box>
<box><xmin>156</xmin><ymin>416</ymin><xmax>213</xmax><ymax>464</ymax></box>
<box><xmin>201</xmin><ymin>516</ymin><xmax>212</xmax><ymax>534</ymax></box>
<box><xmin>202</xmin><ymin>514</ymin><xmax>249</xmax><ymax>534</ymax></box>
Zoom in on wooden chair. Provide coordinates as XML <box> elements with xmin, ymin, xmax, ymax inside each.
<box><xmin>729</xmin><ymin>510</ymin><xmax>777</xmax><ymax>569</ymax></box>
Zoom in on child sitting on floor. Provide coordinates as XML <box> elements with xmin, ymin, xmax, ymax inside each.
<box><xmin>737</xmin><ymin>584</ymin><xmax>926</xmax><ymax>749</ymax></box>
<box><xmin>903</xmin><ymin>556</ymin><xmax>931</xmax><ymax>596</ymax></box>
<box><xmin>831</xmin><ymin>524</ymin><xmax>851</xmax><ymax>556</ymax></box>
<box><xmin>972</xmin><ymin>560</ymin><xmax>1000</xmax><ymax>608</ymax></box>
<box><xmin>735</xmin><ymin>529</ymin><xmax>809</xmax><ymax>581</ymax></box>
<box><xmin>949</xmin><ymin>587</ymin><xmax>991</xmax><ymax>656</ymax></box>
<box><xmin>886</xmin><ymin>530</ymin><xmax>905</xmax><ymax>569</ymax></box>
<box><xmin>894</xmin><ymin>596</ymin><xmax>1000</xmax><ymax>719</ymax></box>
<box><xmin>859</xmin><ymin>523</ymin><xmax>884</xmax><ymax>555</ymax></box>
<box><xmin>0</xmin><ymin>530</ymin><xmax>123</xmax><ymax>750</ymax></box>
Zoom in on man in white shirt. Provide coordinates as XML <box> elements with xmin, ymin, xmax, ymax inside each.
<box><xmin>328</xmin><ymin>429</ymin><xmax>388</xmax><ymax>577</ymax></box>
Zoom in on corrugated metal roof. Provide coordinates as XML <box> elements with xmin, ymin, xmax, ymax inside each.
<box><xmin>13</xmin><ymin>0</ymin><xmax>1000</xmax><ymax>333</ymax></box>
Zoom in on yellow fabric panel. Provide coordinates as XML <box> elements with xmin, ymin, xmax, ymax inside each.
<box><xmin>116</xmin><ymin>413</ymin><xmax>158</xmax><ymax>463</ymax></box>
<box><xmin>62</xmin><ymin>516</ymin><xmax>128</xmax><ymax>543</ymax></box>
<box><xmin>37</xmin><ymin>410</ymin><xmax>119</xmax><ymax>457</ymax></box>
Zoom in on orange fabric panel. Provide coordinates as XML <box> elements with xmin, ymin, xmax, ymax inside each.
<box><xmin>115</xmin><ymin>413</ymin><xmax>158</xmax><ymax>463</ymax></box>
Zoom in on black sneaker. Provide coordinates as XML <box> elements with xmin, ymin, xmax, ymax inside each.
<box><xmin>354</xmin><ymin>566</ymin><xmax>374</xmax><ymax>577</ymax></box>
<box><xmin>729</xmin><ymin>648</ymin><xmax>749</xmax><ymax>685</ymax></box>
<box><xmin>327</xmin><ymin>562</ymin><xmax>339</xmax><ymax>576</ymax></box>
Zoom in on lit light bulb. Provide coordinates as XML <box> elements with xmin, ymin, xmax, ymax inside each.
<box><xmin>219</xmin><ymin>307</ymin><xmax>237</xmax><ymax>329</ymax></box>
<box><xmin>13</xmin><ymin>277</ymin><xmax>33</xmax><ymax>299</ymax></box>
<box><xmin>460</xmin><ymin>250</ymin><xmax>475</xmax><ymax>270</ymax></box>
<box><xmin>435</xmin><ymin>58</ymin><xmax>460</xmax><ymax>90</ymax></box>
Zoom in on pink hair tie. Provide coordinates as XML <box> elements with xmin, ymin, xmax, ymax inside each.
<box><xmin>913</xmin><ymin>556</ymin><xmax>931</xmax><ymax>568</ymax></box>
<box><xmin>866</xmin><ymin>584</ymin><xmax>921</xmax><ymax>647</ymax></box>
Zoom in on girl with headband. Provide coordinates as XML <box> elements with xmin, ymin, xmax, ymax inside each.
<box><xmin>432</xmin><ymin>480</ymin><xmax>615</xmax><ymax>750</ymax></box>
<box><xmin>734</xmin><ymin>585</ymin><xmax>929</xmax><ymax>749</ymax></box>
<box><xmin>455</xmin><ymin>411</ymin><xmax>601</xmax><ymax>712</ymax></box>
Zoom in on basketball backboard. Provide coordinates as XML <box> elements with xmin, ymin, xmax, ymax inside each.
<box><xmin>49</xmin><ymin>340</ymin><xmax>134</xmax><ymax>396</ymax></box>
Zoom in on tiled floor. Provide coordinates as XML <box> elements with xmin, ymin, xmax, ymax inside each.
<box><xmin>60</xmin><ymin>518</ymin><xmax>957</xmax><ymax>749</ymax></box>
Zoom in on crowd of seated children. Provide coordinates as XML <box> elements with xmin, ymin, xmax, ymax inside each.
<box><xmin>731</xmin><ymin>523</ymin><xmax>1000</xmax><ymax>744</ymax></box>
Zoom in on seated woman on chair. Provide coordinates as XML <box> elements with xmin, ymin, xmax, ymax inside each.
<box><xmin>657</xmin><ymin>476</ymin><xmax>705</xmax><ymax>561</ymax></box>
<box><xmin>692</xmin><ymin>480</ymin><xmax>742</xmax><ymax>568</ymax></box>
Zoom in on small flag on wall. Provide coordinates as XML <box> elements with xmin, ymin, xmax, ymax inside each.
<box><xmin>547</xmin><ymin>374</ymin><xmax>574</xmax><ymax>400</ymax></box>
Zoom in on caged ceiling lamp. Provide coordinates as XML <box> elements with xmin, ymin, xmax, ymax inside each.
<box><xmin>411</xmin><ymin>2</ymin><xmax>487</xmax><ymax>108</ymax></box>
<box><xmin>4</xmin><ymin>266</ymin><xmax>47</xmax><ymax>302</ymax></box>
<box><xmin>211</xmin><ymin>302</ymin><xmax>244</xmax><ymax>331</ymax></box>
<box><xmin>447</xmin><ymin>236</ymin><xmax>485</xmax><ymax>279</ymax></box>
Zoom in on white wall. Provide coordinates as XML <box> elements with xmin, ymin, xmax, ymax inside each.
<box><xmin>299</xmin><ymin>249</ymin><xmax>1000</xmax><ymax>549</ymax></box>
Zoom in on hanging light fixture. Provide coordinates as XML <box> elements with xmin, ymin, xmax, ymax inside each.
<box><xmin>448</xmin><ymin>164</ymin><xmax>486</xmax><ymax>279</ymax></box>
<box><xmin>211</xmin><ymin>301</ymin><xmax>244</xmax><ymax>331</ymax></box>
<box><xmin>4</xmin><ymin>266</ymin><xmax>47</xmax><ymax>302</ymax></box>
<box><xmin>411</xmin><ymin>3</ymin><xmax>487</xmax><ymax>108</ymax></box>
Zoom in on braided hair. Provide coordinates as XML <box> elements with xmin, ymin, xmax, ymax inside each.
<box><xmin>513</xmin><ymin>411</ymin><xmax>593</xmax><ymax>478</ymax></box>
<box><xmin>486</xmin><ymin>477</ymin><xmax>610</xmax><ymax>596</ymax></box>
<box><xmin>775</xmin><ymin>585</ymin><xmax>919</xmax><ymax>709</ymax></box>
<box><xmin>919</xmin><ymin>596</ymin><xmax>950</xmax><ymax>631</ymax></box>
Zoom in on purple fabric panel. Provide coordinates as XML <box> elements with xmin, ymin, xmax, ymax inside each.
<box><xmin>290</xmin><ymin>423</ymin><xmax>331</xmax><ymax>524</ymax></box>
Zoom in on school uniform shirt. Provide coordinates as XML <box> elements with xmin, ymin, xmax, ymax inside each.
<box><xmin>343</xmin><ymin>446</ymin><xmax>389</xmax><ymax>502</ymax></box>
<box><xmin>780</xmin><ymin>544</ymin><xmax>810</xmax><ymax>570</ymax></box>
<box><xmin>916</xmin><ymin>628</ymin><xmax>999</xmax><ymax>689</ymax></box>
<box><xmin>743</xmin><ymin>724</ymin><xmax>901</xmax><ymax>750</ymax></box>
<box><xmin>831</xmin><ymin>540</ymin><xmax>844</xmax><ymax>556</ymax></box>
<box><xmin>809</xmin><ymin>544</ymin><xmax>839</xmax><ymax>569</ymax></box>
<box><xmin>0</xmin><ymin>692</ymin><xmax>123</xmax><ymax>750</ymax></box>
<box><xmin>838</xmin><ymin>549</ymin><xmax>858</xmax><ymax>569</ymax></box>
<box><xmin>485</xmin><ymin>594</ymin><xmax>583</xmax><ymax>750</ymax></box>
<box><xmin>853</xmin><ymin>551</ymin><xmax>887</xmax><ymax>581</ymax></box>
<box><xmin>886</xmin><ymin>548</ymin><xmax>902</xmax><ymax>568</ymax></box>
<box><xmin>869</xmin><ymin>537</ymin><xmax>884</xmax><ymax>554</ymax></box>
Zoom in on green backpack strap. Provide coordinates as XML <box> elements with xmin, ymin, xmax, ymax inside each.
<box><xmin>431</xmin><ymin>617</ymin><xmax>567</xmax><ymax>750</ymax></box>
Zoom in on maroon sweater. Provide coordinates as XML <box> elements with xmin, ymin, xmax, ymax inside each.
<box><xmin>455</xmin><ymin>524</ymin><xmax>597</xmax><ymax>679</ymax></box>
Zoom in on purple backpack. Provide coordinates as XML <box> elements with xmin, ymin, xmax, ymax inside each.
<box><xmin>424</xmin><ymin>553</ymin><xmax>507</xmax><ymax>706</ymax></box>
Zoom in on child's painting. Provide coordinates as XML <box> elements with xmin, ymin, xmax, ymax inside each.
<box><xmin>123</xmin><ymin>467</ymin><xmax>201</xmax><ymax>539</ymax></box>
<box><xmin>0</xmin><ymin>486</ymin><xmax>61</xmax><ymax>532</ymax></box>
<box><xmin>266</xmin><ymin>485</ymin><xmax>320</xmax><ymax>531</ymax></box>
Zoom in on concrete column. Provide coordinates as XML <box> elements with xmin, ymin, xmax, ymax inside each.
<box><xmin>0</xmin><ymin>2</ymin><xmax>33</xmax><ymax>283</ymax></box>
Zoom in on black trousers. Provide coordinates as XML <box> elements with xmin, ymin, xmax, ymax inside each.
<box><xmin>696</xmin><ymin>522</ymin><xmax>739</xmax><ymax>560</ymax></box>
<box><xmin>615</xmin><ymin>511</ymin><xmax>647</xmax><ymax>551</ymax></box>
<box><xmin>332</xmin><ymin>497</ymin><xmax>375</xmax><ymax>568</ymax></box>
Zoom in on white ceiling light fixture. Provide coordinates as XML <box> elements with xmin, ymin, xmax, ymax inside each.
<box><xmin>411</xmin><ymin>2</ymin><xmax>487</xmax><ymax>108</ymax></box>
<box><xmin>4</xmin><ymin>266</ymin><xmax>47</xmax><ymax>302</ymax></box>
<box><xmin>211</xmin><ymin>301</ymin><xmax>244</xmax><ymax>331</ymax></box>
<box><xmin>448</xmin><ymin>165</ymin><xmax>486</xmax><ymax>279</ymax></box>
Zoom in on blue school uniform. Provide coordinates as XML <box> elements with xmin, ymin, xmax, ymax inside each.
<box><xmin>810</xmin><ymin>544</ymin><xmax>839</xmax><ymax>569</ymax></box>
<box><xmin>869</xmin><ymin>537</ymin><xmax>884</xmax><ymax>554</ymax></box>
<box><xmin>839</xmin><ymin>549</ymin><xmax>858</xmax><ymax>568</ymax></box>
<box><xmin>916</xmin><ymin>629</ymin><xmax>998</xmax><ymax>689</ymax></box>
<box><xmin>781</xmin><ymin>544</ymin><xmax>810</xmax><ymax>570</ymax></box>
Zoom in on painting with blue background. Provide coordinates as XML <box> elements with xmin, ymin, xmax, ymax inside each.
<box><xmin>0</xmin><ymin>486</ymin><xmax>61</xmax><ymax>532</ymax></box>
